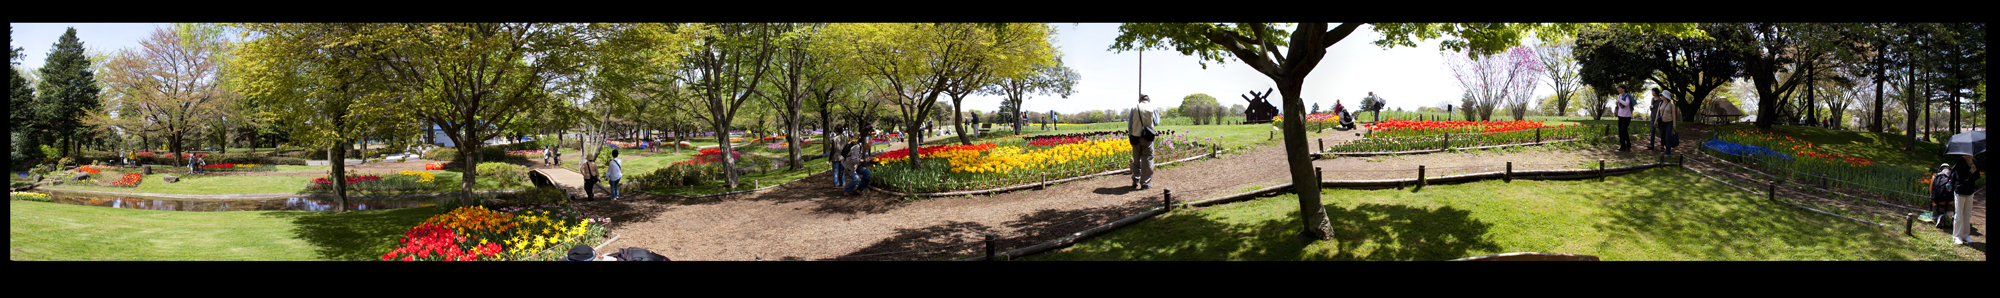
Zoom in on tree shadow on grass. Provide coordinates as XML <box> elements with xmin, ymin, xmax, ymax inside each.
<box><xmin>832</xmin><ymin>220</ymin><xmax>994</xmax><ymax>261</ymax></box>
<box><xmin>1591</xmin><ymin>168</ymin><xmax>1959</xmax><ymax>260</ymax></box>
<box><xmin>1030</xmin><ymin>200</ymin><xmax>1500</xmax><ymax>261</ymax></box>
<box><xmin>260</xmin><ymin>206</ymin><xmax>438</xmax><ymax>261</ymax></box>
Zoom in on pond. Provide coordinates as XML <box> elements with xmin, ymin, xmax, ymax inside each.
<box><xmin>40</xmin><ymin>190</ymin><xmax>472</xmax><ymax>212</ymax></box>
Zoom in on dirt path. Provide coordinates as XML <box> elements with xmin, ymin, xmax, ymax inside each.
<box><xmin>574</xmin><ymin>128</ymin><xmax>1661</xmax><ymax>260</ymax></box>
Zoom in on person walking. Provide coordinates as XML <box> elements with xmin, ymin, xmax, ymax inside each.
<box><xmin>580</xmin><ymin>153</ymin><xmax>599</xmax><ymax>201</ymax></box>
<box><xmin>1129</xmin><ymin>94</ymin><xmax>1161</xmax><ymax>190</ymax></box>
<box><xmin>1654</xmin><ymin>88</ymin><xmax>1680</xmax><ymax>155</ymax></box>
<box><xmin>542</xmin><ymin>145</ymin><xmax>553</xmax><ymax>166</ymax></box>
<box><xmin>1615</xmin><ymin>84</ymin><xmax>1636</xmax><ymax>151</ymax></box>
<box><xmin>829</xmin><ymin>125</ymin><xmax>847</xmax><ymax>189</ymax></box>
<box><xmin>606</xmin><ymin>150</ymin><xmax>624</xmax><ymax>200</ymax></box>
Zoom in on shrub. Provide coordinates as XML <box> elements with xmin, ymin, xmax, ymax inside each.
<box><xmin>476</xmin><ymin>162</ymin><xmax>527</xmax><ymax>186</ymax></box>
<box><xmin>424</xmin><ymin>148</ymin><xmax>459</xmax><ymax>162</ymax></box>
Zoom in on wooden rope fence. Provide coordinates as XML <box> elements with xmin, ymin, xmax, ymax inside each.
<box><xmin>1679</xmin><ymin>155</ymin><xmax>1900</xmax><ymax>230</ymax></box>
<box><xmin>1687</xmin><ymin>151</ymin><xmax>1926</xmax><ymax>213</ymax></box>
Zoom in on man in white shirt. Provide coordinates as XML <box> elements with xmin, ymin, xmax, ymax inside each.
<box><xmin>606</xmin><ymin>149</ymin><xmax>624</xmax><ymax>200</ymax></box>
<box><xmin>1129</xmin><ymin>95</ymin><xmax>1161</xmax><ymax>190</ymax></box>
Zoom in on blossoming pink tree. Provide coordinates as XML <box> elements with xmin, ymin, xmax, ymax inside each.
<box><xmin>1446</xmin><ymin>46</ymin><xmax>1544</xmax><ymax>121</ymax></box>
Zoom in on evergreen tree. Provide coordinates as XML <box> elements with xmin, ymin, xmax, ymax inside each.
<box><xmin>10</xmin><ymin>66</ymin><xmax>35</xmax><ymax>160</ymax></box>
<box><xmin>34</xmin><ymin>28</ymin><xmax>102</xmax><ymax>159</ymax></box>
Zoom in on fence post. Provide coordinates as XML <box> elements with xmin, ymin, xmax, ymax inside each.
<box><xmin>1318</xmin><ymin>138</ymin><xmax>1324</xmax><ymax>153</ymax></box>
<box><xmin>1163</xmin><ymin>189</ymin><xmax>1173</xmax><ymax>211</ymax></box>
<box><xmin>1417</xmin><ymin>165</ymin><xmax>1426</xmax><ymax>188</ymax></box>
<box><xmin>1905</xmin><ymin>213</ymin><xmax>1916</xmax><ymax>237</ymax></box>
<box><xmin>1444</xmin><ymin>131</ymin><xmax>1450</xmax><ymax>150</ymax></box>
<box><xmin>1536</xmin><ymin>127</ymin><xmax>1541</xmax><ymax>143</ymax></box>
<box><xmin>984</xmin><ymin>233</ymin><xmax>995</xmax><ymax>261</ymax></box>
<box><xmin>1768</xmin><ymin>180</ymin><xmax>1777</xmax><ymax>201</ymax></box>
<box><xmin>1505</xmin><ymin>161</ymin><xmax>1512</xmax><ymax>183</ymax></box>
<box><xmin>1269</xmin><ymin>131</ymin><xmax>1274</xmax><ymax>141</ymax></box>
<box><xmin>1316</xmin><ymin>166</ymin><xmax>1324</xmax><ymax>184</ymax></box>
<box><xmin>1598</xmin><ymin>159</ymin><xmax>1605</xmax><ymax>182</ymax></box>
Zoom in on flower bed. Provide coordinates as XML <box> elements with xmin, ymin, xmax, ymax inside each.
<box><xmin>305</xmin><ymin>173</ymin><xmax>436</xmax><ymax>192</ymax></box>
<box><xmin>507</xmin><ymin>150</ymin><xmax>545</xmax><ymax>157</ymax></box>
<box><xmin>678</xmin><ymin>148</ymin><xmax>743</xmax><ymax>165</ymax></box>
<box><xmin>10</xmin><ymin>192</ymin><xmax>51</xmax><ymax>202</ymax></box>
<box><xmin>381</xmin><ymin>204</ymin><xmax>610</xmax><ymax>261</ymax></box>
<box><xmin>1363</xmin><ymin>119</ymin><xmax>1564</xmax><ymax>138</ymax></box>
<box><xmin>873</xmin><ymin>132</ymin><xmax>1212</xmax><ymax>193</ymax></box>
<box><xmin>1701</xmin><ymin>128</ymin><xmax>1924</xmax><ymax>206</ymax></box>
<box><xmin>1327</xmin><ymin>123</ymin><xmax>1603</xmax><ymax>153</ymax></box>
<box><xmin>108</xmin><ymin>173</ymin><xmax>144</xmax><ymax>188</ymax></box>
<box><xmin>425</xmin><ymin>163</ymin><xmax>446</xmax><ymax>171</ymax></box>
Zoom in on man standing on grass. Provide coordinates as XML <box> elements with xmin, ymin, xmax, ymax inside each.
<box><xmin>1129</xmin><ymin>94</ymin><xmax>1160</xmax><ymax>190</ymax></box>
<box><xmin>1648</xmin><ymin>88</ymin><xmax>1664</xmax><ymax>151</ymax></box>
<box><xmin>830</xmin><ymin>125</ymin><xmax>847</xmax><ymax>189</ymax></box>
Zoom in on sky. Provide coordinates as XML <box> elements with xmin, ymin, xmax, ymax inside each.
<box><xmin>11</xmin><ymin>22</ymin><xmax>1559</xmax><ymax>114</ymax></box>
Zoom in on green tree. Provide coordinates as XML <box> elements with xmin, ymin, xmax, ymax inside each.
<box><xmin>1114</xmin><ymin>22</ymin><xmax>1698</xmax><ymax>240</ymax></box>
<box><xmin>96</xmin><ymin>25</ymin><xmax>234</xmax><ymax>167</ymax></box>
<box><xmin>825</xmin><ymin>23</ymin><xmax>1056</xmax><ymax>168</ymax></box>
<box><xmin>345</xmin><ymin>23</ymin><xmax>598</xmax><ymax>205</ymax></box>
<box><xmin>983</xmin><ymin>56</ymin><xmax>1078</xmax><ymax>134</ymax></box>
<box><xmin>678</xmin><ymin>23</ymin><xmax>780</xmax><ymax>188</ymax></box>
<box><xmin>34</xmin><ymin>28</ymin><xmax>103</xmax><ymax>160</ymax></box>
<box><xmin>231</xmin><ymin>23</ymin><xmax>412</xmax><ymax>212</ymax></box>
<box><xmin>1179</xmin><ymin>93</ymin><xmax>1220</xmax><ymax>125</ymax></box>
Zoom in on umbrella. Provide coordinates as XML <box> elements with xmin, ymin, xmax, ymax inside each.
<box><xmin>1943</xmin><ymin>131</ymin><xmax>1984</xmax><ymax>157</ymax></box>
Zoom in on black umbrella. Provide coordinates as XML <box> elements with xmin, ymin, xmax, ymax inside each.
<box><xmin>1943</xmin><ymin>131</ymin><xmax>1984</xmax><ymax>157</ymax></box>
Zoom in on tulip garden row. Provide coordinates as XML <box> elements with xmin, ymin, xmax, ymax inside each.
<box><xmin>381</xmin><ymin>204</ymin><xmax>610</xmax><ymax>261</ymax></box>
<box><xmin>1700</xmin><ymin>128</ymin><xmax>1927</xmax><ymax>206</ymax></box>
<box><xmin>1326</xmin><ymin>121</ymin><xmax>1625</xmax><ymax>153</ymax></box>
<box><xmin>53</xmin><ymin>166</ymin><xmax>145</xmax><ymax>188</ymax></box>
<box><xmin>870</xmin><ymin>131</ymin><xmax>1214</xmax><ymax>193</ymax></box>
<box><xmin>305</xmin><ymin>170</ymin><xmax>440</xmax><ymax>192</ymax></box>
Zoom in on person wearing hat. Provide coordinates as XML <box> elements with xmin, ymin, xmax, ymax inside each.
<box><xmin>1129</xmin><ymin>94</ymin><xmax>1161</xmax><ymax>190</ymax></box>
<box><xmin>1652</xmin><ymin>88</ymin><xmax>1681</xmax><ymax>155</ymax></box>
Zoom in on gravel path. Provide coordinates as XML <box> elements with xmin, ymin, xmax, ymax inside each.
<box><xmin>574</xmin><ymin>128</ymin><xmax>1662</xmax><ymax>260</ymax></box>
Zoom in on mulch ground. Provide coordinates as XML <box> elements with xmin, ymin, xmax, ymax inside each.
<box><xmin>572</xmin><ymin>128</ymin><xmax>1683</xmax><ymax>260</ymax></box>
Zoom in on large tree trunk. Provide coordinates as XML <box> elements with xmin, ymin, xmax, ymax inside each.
<box><xmin>716</xmin><ymin>121</ymin><xmax>739</xmax><ymax>189</ymax></box>
<box><xmin>1277</xmin><ymin>79</ymin><xmax>1334</xmax><ymax>240</ymax></box>
<box><xmin>329</xmin><ymin>142</ymin><xmax>348</xmax><ymax>213</ymax></box>
<box><xmin>1904</xmin><ymin>64</ymin><xmax>1917</xmax><ymax>151</ymax></box>
<box><xmin>1871</xmin><ymin>53</ymin><xmax>1885</xmax><ymax>133</ymax></box>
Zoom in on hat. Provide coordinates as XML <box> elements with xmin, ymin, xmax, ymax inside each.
<box><xmin>565</xmin><ymin>244</ymin><xmax>595</xmax><ymax>261</ymax></box>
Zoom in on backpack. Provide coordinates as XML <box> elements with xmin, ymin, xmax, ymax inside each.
<box><xmin>1930</xmin><ymin>170</ymin><xmax>1955</xmax><ymax>206</ymax></box>
<box><xmin>610</xmin><ymin>247</ymin><xmax>670</xmax><ymax>261</ymax></box>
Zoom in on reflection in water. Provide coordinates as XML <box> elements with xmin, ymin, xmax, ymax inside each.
<box><xmin>45</xmin><ymin>191</ymin><xmax>465</xmax><ymax>212</ymax></box>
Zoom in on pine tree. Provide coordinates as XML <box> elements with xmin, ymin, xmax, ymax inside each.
<box><xmin>10</xmin><ymin>66</ymin><xmax>35</xmax><ymax>160</ymax></box>
<box><xmin>34</xmin><ymin>28</ymin><xmax>102</xmax><ymax>159</ymax></box>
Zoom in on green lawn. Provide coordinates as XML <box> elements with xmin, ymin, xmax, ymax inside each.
<box><xmin>10</xmin><ymin>200</ymin><xmax>435</xmax><ymax>261</ymax></box>
<box><xmin>1029</xmin><ymin>167</ymin><xmax>1980</xmax><ymax>261</ymax></box>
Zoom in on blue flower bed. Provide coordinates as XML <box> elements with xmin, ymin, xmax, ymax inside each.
<box><xmin>1702</xmin><ymin>139</ymin><xmax>1792</xmax><ymax>161</ymax></box>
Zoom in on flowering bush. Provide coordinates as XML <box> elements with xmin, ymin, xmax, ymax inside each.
<box><xmin>425</xmin><ymin>163</ymin><xmax>446</xmax><ymax>171</ymax></box>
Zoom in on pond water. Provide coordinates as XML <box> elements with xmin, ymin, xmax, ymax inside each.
<box><xmin>41</xmin><ymin>191</ymin><xmax>470</xmax><ymax>212</ymax></box>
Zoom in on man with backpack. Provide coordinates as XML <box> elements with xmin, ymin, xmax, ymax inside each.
<box><xmin>829</xmin><ymin>125</ymin><xmax>847</xmax><ymax>189</ymax></box>
<box><xmin>1129</xmin><ymin>94</ymin><xmax>1161</xmax><ymax>190</ymax></box>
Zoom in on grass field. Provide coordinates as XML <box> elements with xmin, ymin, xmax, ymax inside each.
<box><xmin>1029</xmin><ymin>167</ymin><xmax>1981</xmax><ymax>261</ymax></box>
<box><xmin>10</xmin><ymin>200</ymin><xmax>434</xmax><ymax>261</ymax></box>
